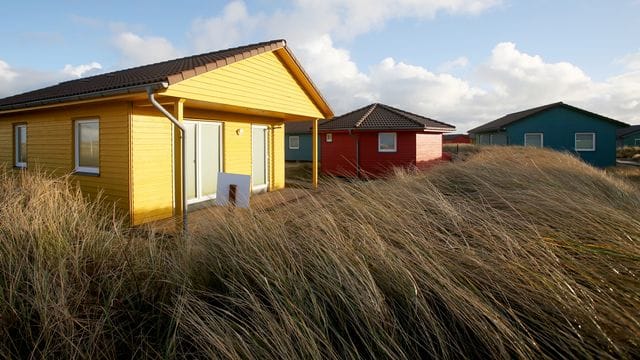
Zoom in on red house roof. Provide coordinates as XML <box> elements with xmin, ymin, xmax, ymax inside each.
<box><xmin>319</xmin><ymin>103</ymin><xmax>455</xmax><ymax>132</ymax></box>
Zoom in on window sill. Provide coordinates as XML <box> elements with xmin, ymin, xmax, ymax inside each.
<box><xmin>73</xmin><ymin>171</ymin><xmax>100</xmax><ymax>177</ymax></box>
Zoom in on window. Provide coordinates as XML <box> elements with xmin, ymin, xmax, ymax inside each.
<box><xmin>575</xmin><ymin>132</ymin><xmax>595</xmax><ymax>151</ymax></box>
<box><xmin>524</xmin><ymin>133</ymin><xmax>543</xmax><ymax>148</ymax></box>
<box><xmin>14</xmin><ymin>124</ymin><xmax>27</xmax><ymax>168</ymax></box>
<box><xmin>288</xmin><ymin>135</ymin><xmax>300</xmax><ymax>150</ymax></box>
<box><xmin>635</xmin><ymin>139</ymin><xmax>640</xmax><ymax>146</ymax></box>
<box><xmin>378</xmin><ymin>132</ymin><xmax>397</xmax><ymax>152</ymax></box>
<box><xmin>75</xmin><ymin>119</ymin><xmax>100</xmax><ymax>174</ymax></box>
<box><xmin>326</xmin><ymin>133</ymin><xmax>333</xmax><ymax>143</ymax></box>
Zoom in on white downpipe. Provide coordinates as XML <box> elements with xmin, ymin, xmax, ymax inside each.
<box><xmin>146</xmin><ymin>87</ymin><xmax>188</xmax><ymax>233</ymax></box>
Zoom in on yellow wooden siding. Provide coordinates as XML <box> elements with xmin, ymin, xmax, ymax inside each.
<box><xmin>0</xmin><ymin>102</ymin><xmax>130</xmax><ymax>210</ymax></box>
<box><xmin>0</xmin><ymin>121</ymin><xmax>12</xmax><ymax>165</ymax></box>
<box><xmin>163</xmin><ymin>51</ymin><xmax>324</xmax><ymax>119</ymax></box>
<box><xmin>130</xmin><ymin>107</ymin><xmax>174</xmax><ymax>225</ymax></box>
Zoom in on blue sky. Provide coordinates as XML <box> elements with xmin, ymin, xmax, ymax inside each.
<box><xmin>1</xmin><ymin>0</ymin><xmax>639</xmax><ymax>130</ymax></box>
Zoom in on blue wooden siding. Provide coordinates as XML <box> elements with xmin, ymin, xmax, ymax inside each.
<box><xmin>475</xmin><ymin>107</ymin><xmax>622</xmax><ymax>167</ymax></box>
<box><xmin>620</xmin><ymin>132</ymin><xmax>640</xmax><ymax>147</ymax></box>
<box><xmin>285</xmin><ymin>133</ymin><xmax>319</xmax><ymax>161</ymax></box>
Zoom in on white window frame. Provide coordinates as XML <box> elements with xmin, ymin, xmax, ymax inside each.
<box><xmin>524</xmin><ymin>133</ymin><xmax>544</xmax><ymax>148</ymax></box>
<box><xmin>326</xmin><ymin>133</ymin><xmax>333</xmax><ymax>143</ymax></box>
<box><xmin>288</xmin><ymin>135</ymin><xmax>300</xmax><ymax>150</ymax></box>
<box><xmin>74</xmin><ymin>119</ymin><xmax>100</xmax><ymax>174</ymax></box>
<box><xmin>185</xmin><ymin>120</ymin><xmax>224</xmax><ymax>204</ymax></box>
<box><xmin>14</xmin><ymin>124</ymin><xmax>27</xmax><ymax>168</ymax></box>
<box><xmin>378</xmin><ymin>132</ymin><xmax>397</xmax><ymax>152</ymax></box>
<box><xmin>575</xmin><ymin>132</ymin><xmax>596</xmax><ymax>152</ymax></box>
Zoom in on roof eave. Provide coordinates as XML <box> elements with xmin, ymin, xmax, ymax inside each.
<box><xmin>0</xmin><ymin>82</ymin><xmax>168</xmax><ymax>113</ymax></box>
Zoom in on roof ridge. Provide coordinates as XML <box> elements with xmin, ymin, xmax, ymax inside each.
<box><xmin>378</xmin><ymin>103</ymin><xmax>455</xmax><ymax>129</ymax></box>
<box><xmin>354</xmin><ymin>103</ymin><xmax>378</xmax><ymax>128</ymax></box>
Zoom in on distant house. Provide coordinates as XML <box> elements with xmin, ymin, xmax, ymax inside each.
<box><xmin>319</xmin><ymin>103</ymin><xmax>455</xmax><ymax>177</ymax></box>
<box><xmin>468</xmin><ymin>102</ymin><xmax>628</xmax><ymax>167</ymax></box>
<box><xmin>617</xmin><ymin>125</ymin><xmax>640</xmax><ymax>148</ymax></box>
<box><xmin>443</xmin><ymin>134</ymin><xmax>471</xmax><ymax>144</ymax></box>
<box><xmin>284</xmin><ymin>120</ymin><xmax>326</xmax><ymax>161</ymax></box>
<box><xmin>0</xmin><ymin>39</ymin><xmax>333</xmax><ymax>225</ymax></box>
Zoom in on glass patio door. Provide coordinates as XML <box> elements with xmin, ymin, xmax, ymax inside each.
<box><xmin>185</xmin><ymin>120</ymin><xmax>222</xmax><ymax>203</ymax></box>
<box><xmin>252</xmin><ymin>125</ymin><xmax>269</xmax><ymax>193</ymax></box>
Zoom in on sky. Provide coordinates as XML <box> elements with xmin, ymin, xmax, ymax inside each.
<box><xmin>1</xmin><ymin>0</ymin><xmax>639</xmax><ymax>131</ymax></box>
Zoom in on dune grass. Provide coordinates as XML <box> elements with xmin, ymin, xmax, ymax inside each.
<box><xmin>0</xmin><ymin>147</ymin><xmax>638</xmax><ymax>359</ymax></box>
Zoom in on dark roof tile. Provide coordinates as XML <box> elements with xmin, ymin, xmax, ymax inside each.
<box><xmin>319</xmin><ymin>103</ymin><xmax>455</xmax><ymax>131</ymax></box>
<box><xmin>617</xmin><ymin>124</ymin><xmax>640</xmax><ymax>138</ymax></box>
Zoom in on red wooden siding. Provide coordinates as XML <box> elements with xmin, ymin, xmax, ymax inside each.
<box><xmin>416</xmin><ymin>133</ymin><xmax>443</xmax><ymax>168</ymax></box>
<box><xmin>321</xmin><ymin>130</ymin><xmax>447</xmax><ymax>178</ymax></box>
<box><xmin>320</xmin><ymin>131</ymin><xmax>358</xmax><ymax>176</ymax></box>
<box><xmin>358</xmin><ymin>131</ymin><xmax>417</xmax><ymax>177</ymax></box>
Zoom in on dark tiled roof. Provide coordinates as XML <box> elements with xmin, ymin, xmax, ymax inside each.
<box><xmin>0</xmin><ymin>40</ymin><xmax>286</xmax><ymax>110</ymax></box>
<box><xmin>617</xmin><ymin>124</ymin><xmax>640</xmax><ymax>138</ymax></box>
<box><xmin>443</xmin><ymin>133</ymin><xmax>470</xmax><ymax>140</ymax></box>
<box><xmin>285</xmin><ymin>120</ymin><xmax>328</xmax><ymax>134</ymax></box>
<box><xmin>319</xmin><ymin>103</ymin><xmax>455</xmax><ymax>131</ymax></box>
<box><xmin>468</xmin><ymin>102</ymin><xmax>628</xmax><ymax>133</ymax></box>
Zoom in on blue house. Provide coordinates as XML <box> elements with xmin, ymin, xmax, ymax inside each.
<box><xmin>468</xmin><ymin>102</ymin><xmax>629</xmax><ymax>167</ymax></box>
<box><xmin>617</xmin><ymin>125</ymin><xmax>640</xmax><ymax>148</ymax></box>
<box><xmin>285</xmin><ymin>121</ymin><xmax>322</xmax><ymax>161</ymax></box>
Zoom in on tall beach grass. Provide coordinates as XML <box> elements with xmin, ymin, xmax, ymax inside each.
<box><xmin>0</xmin><ymin>147</ymin><xmax>638</xmax><ymax>358</ymax></box>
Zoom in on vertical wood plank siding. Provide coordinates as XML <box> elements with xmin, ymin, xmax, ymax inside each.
<box><xmin>130</xmin><ymin>107</ymin><xmax>174</xmax><ymax>224</ymax></box>
<box><xmin>0</xmin><ymin>102</ymin><xmax>130</xmax><ymax>210</ymax></box>
<box><xmin>162</xmin><ymin>51</ymin><xmax>324</xmax><ymax>119</ymax></box>
<box><xmin>415</xmin><ymin>133</ymin><xmax>443</xmax><ymax>166</ymax></box>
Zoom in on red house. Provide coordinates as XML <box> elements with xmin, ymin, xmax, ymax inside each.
<box><xmin>443</xmin><ymin>133</ymin><xmax>472</xmax><ymax>144</ymax></box>
<box><xmin>320</xmin><ymin>103</ymin><xmax>455</xmax><ymax>177</ymax></box>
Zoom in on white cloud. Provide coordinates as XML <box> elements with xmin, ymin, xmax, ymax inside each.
<box><xmin>113</xmin><ymin>32</ymin><xmax>182</xmax><ymax>66</ymax></box>
<box><xmin>190</xmin><ymin>0</ymin><xmax>262</xmax><ymax>52</ymax></box>
<box><xmin>0</xmin><ymin>60</ymin><xmax>17</xmax><ymax>82</ymax></box>
<box><xmin>438</xmin><ymin>56</ymin><xmax>470</xmax><ymax>72</ymax></box>
<box><xmin>62</xmin><ymin>62</ymin><xmax>102</xmax><ymax>78</ymax></box>
<box><xmin>616</xmin><ymin>50</ymin><xmax>640</xmax><ymax>70</ymax></box>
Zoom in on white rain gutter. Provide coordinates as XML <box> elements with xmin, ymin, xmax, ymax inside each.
<box><xmin>146</xmin><ymin>86</ymin><xmax>188</xmax><ymax>233</ymax></box>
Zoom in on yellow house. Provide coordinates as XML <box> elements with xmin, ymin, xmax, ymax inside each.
<box><xmin>0</xmin><ymin>39</ymin><xmax>333</xmax><ymax>225</ymax></box>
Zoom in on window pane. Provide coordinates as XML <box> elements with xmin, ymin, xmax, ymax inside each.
<box><xmin>78</xmin><ymin>122</ymin><xmax>99</xmax><ymax>168</ymax></box>
<box><xmin>15</xmin><ymin>126</ymin><xmax>27</xmax><ymax>165</ymax></box>
<box><xmin>525</xmin><ymin>134</ymin><xmax>542</xmax><ymax>148</ymax></box>
<box><xmin>252</xmin><ymin>127</ymin><xmax>267</xmax><ymax>186</ymax></box>
<box><xmin>289</xmin><ymin>136</ymin><xmax>299</xmax><ymax>149</ymax></box>
<box><xmin>19</xmin><ymin>126</ymin><xmax>27</xmax><ymax>163</ymax></box>
<box><xmin>576</xmin><ymin>133</ymin><xmax>594</xmax><ymax>150</ymax></box>
<box><xmin>200</xmin><ymin>123</ymin><xmax>220</xmax><ymax>197</ymax></box>
<box><xmin>379</xmin><ymin>133</ymin><xmax>396</xmax><ymax>151</ymax></box>
<box><xmin>326</xmin><ymin>133</ymin><xmax>332</xmax><ymax>142</ymax></box>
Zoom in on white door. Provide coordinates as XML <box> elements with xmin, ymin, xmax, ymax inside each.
<box><xmin>252</xmin><ymin>125</ymin><xmax>269</xmax><ymax>193</ymax></box>
<box><xmin>185</xmin><ymin>120</ymin><xmax>222</xmax><ymax>204</ymax></box>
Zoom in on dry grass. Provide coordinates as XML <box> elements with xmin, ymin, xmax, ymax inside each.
<box><xmin>443</xmin><ymin>143</ymin><xmax>481</xmax><ymax>161</ymax></box>
<box><xmin>1</xmin><ymin>147</ymin><xmax>639</xmax><ymax>359</ymax></box>
<box><xmin>617</xmin><ymin>146</ymin><xmax>640</xmax><ymax>159</ymax></box>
